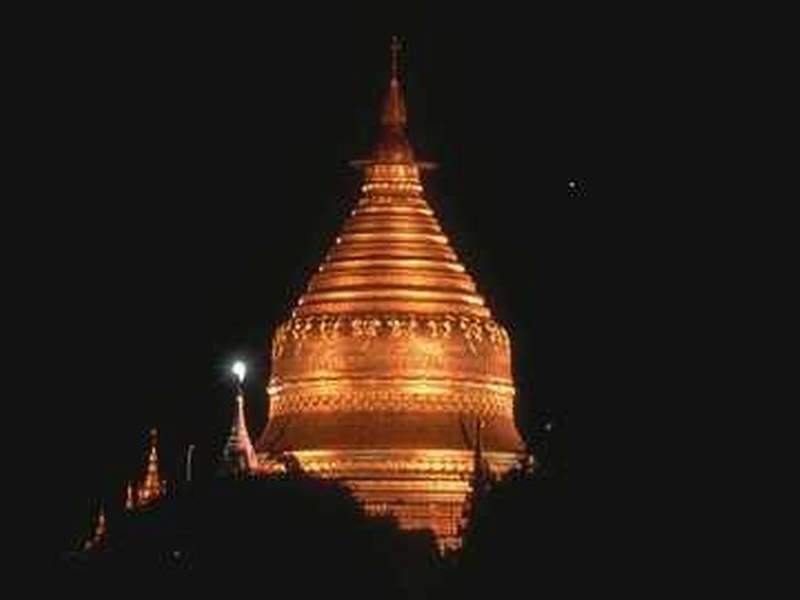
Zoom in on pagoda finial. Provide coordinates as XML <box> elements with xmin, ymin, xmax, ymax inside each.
<box><xmin>366</xmin><ymin>36</ymin><xmax>414</xmax><ymax>164</ymax></box>
<box><xmin>390</xmin><ymin>35</ymin><xmax>401</xmax><ymax>79</ymax></box>
<box><xmin>380</xmin><ymin>36</ymin><xmax>407</xmax><ymax>128</ymax></box>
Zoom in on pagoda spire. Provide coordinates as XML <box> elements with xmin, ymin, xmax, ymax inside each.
<box><xmin>381</xmin><ymin>36</ymin><xmax>407</xmax><ymax>127</ymax></box>
<box><xmin>125</xmin><ymin>481</ymin><xmax>134</xmax><ymax>510</ymax></box>
<box><xmin>221</xmin><ymin>361</ymin><xmax>257</xmax><ymax>476</ymax></box>
<box><xmin>221</xmin><ymin>394</ymin><xmax>258</xmax><ymax>475</ymax></box>
<box><xmin>371</xmin><ymin>36</ymin><xmax>414</xmax><ymax>163</ymax></box>
<box><xmin>82</xmin><ymin>502</ymin><xmax>107</xmax><ymax>551</ymax></box>
<box><xmin>136</xmin><ymin>428</ymin><xmax>163</xmax><ymax>506</ymax></box>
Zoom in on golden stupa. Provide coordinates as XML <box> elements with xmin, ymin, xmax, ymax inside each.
<box><xmin>256</xmin><ymin>39</ymin><xmax>526</xmax><ymax>550</ymax></box>
<box><xmin>127</xmin><ymin>428</ymin><xmax>166</xmax><ymax>510</ymax></box>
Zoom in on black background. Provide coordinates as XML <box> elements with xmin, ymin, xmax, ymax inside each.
<box><xmin>21</xmin><ymin>12</ymin><xmax>590</xmax><ymax>556</ymax></box>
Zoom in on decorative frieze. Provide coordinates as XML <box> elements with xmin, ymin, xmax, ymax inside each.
<box><xmin>273</xmin><ymin>314</ymin><xmax>510</xmax><ymax>359</ymax></box>
<box><xmin>268</xmin><ymin>387</ymin><xmax>513</xmax><ymax>418</ymax></box>
<box><xmin>258</xmin><ymin>449</ymin><xmax>519</xmax><ymax>480</ymax></box>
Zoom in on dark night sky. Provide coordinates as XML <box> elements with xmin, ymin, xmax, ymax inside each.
<box><xmin>27</xmin><ymin>16</ymin><xmax>590</xmax><ymax>552</ymax></box>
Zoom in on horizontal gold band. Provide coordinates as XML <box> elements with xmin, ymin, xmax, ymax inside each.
<box><xmin>292</xmin><ymin>302</ymin><xmax>491</xmax><ymax>318</ymax></box>
<box><xmin>308</xmin><ymin>273</ymin><xmax>476</xmax><ymax>293</ymax></box>
<box><xmin>320</xmin><ymin>258</ymin><xmax>466</xmax><ymax>273</ymax></box>
<box><xmin>352</xmin><ymin>204</ymin><xmax>434</xmax><ymax>217</ymax></box>
<box><xmin>299</xmin><ymin>288</ymin><xmax>485</xmax><ymax>306</ymax></box>
<box><xmin>258</xmin><ymin>449</ymin><xmax>524</xmax><ymax>479</ymax></box>
<box><xmin>339</xmin><ymin>231</ymin><xmax>449</xmax><ymax>244</ymax></box>
<box><xmin>269</xmin><ymin>376</ymin><xmax>514</xmax><ymax>394</ymax></box>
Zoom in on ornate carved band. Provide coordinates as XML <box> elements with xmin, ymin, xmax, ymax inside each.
<box><xmin>268</xmin><ymin>387</ymin><xmax>514</xmax><ymax>418</ymax></box>
<box><xmin>272</xmin><ymin>314</ymin><xmax>511</xmax><ymax>360</ymax></box>
<box><xmin>258</xmin><ymin>449</ymin><xmax>521</xmax><ymax>479</ymax></box>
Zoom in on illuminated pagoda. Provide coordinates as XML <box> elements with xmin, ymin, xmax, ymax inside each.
<box><xmin>82</xmin><ymin>502</ymin><xmax>107</xmax><ymax>551</ymax></box>
<box><xmin>256</xmin><ymin>38</ymin><xmax>527</xmax><ymax>551</ymax></box>
<box><xmin>220</xmin><ymin>362</ymin><xmax>258</xmax><ymax>476</ymax></box>
<box><xmin>128</xmin><ymin>428</ymin><xmax>166</xmax><ymax>509</ymax></box>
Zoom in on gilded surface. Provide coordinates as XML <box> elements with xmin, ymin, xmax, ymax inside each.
<box><xmin>256</xmin><ymin>43</ymin><xmax>527</xmax><ymax>551</ymax></box>
<box><xmin>271</xmin><ymin>314</ymin><xmax>512</xmax><ymax>385</ymax></box>
<box><xmin>268</xmin><ymin>388</ymin><xmax>513</xmax><ymax>418</ymax></box>
<box><xmin>258</xmin><ymin>449</ymin><xmax>522</xmax><ymax>551</ymax></box>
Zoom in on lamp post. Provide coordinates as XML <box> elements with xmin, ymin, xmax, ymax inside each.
<box><xmin>185</xmin><ymin>444</ymin><xmax>195</xmax><ymax>483</ymax></box>
<box><xmin>232</xmin><ymin>360</ymin><xmax>247</xmax><ymax>396</ymax></box>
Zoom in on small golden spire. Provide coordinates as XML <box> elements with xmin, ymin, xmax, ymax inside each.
<box><xmin>136</xmin><ymin>428</ymin><xmax>164</xmax><ymax>506</ymax></box>
<box><xmin>221</xmin><ymin>390</ymin><xmax>258</xmax><ymax>477</ymax></box>
<box><xmin>83</xmin><ymin>502</ymin><xmax>107</xmax><ymax>551</ymax></box>
<box><xmin>381</xmin><ymin>36</ymin><xmax>407</xmax><ymax>128</ymax></box>
<box><xmin>370</xmin><ymin>36</ymin><xmax>414</xmax><ymax>163</ymax></box>
<box><xmin>125</xmin><ymin>481</ymin><xmax>134</xmax><ymax>510</ymax></box>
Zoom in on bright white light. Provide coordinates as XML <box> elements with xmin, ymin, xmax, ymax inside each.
<box><xmin>232</xmin><ymin>361</ymin><xmax>247</xmax><ymax>383</ymax></box>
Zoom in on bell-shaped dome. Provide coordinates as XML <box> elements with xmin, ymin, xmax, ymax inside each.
<box><xmin>257</xmin><ymin>38</ymin><xmax>527</xmax><ymax>551</ymax></box>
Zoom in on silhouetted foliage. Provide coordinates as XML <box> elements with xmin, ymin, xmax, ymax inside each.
<box><xmin>60</xmin><ymin>415</ymin><xmax>567</xmax><ymax>598</ymax></box>
<box><xmin>454</xmin><ymin>412</ymin><xmax>568</xmax><ymax>598</ymax></box>
<box><xmin>59</xmin><ymin>475</ymin><xmax>445</xmax><ymax>598</ymax></box>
